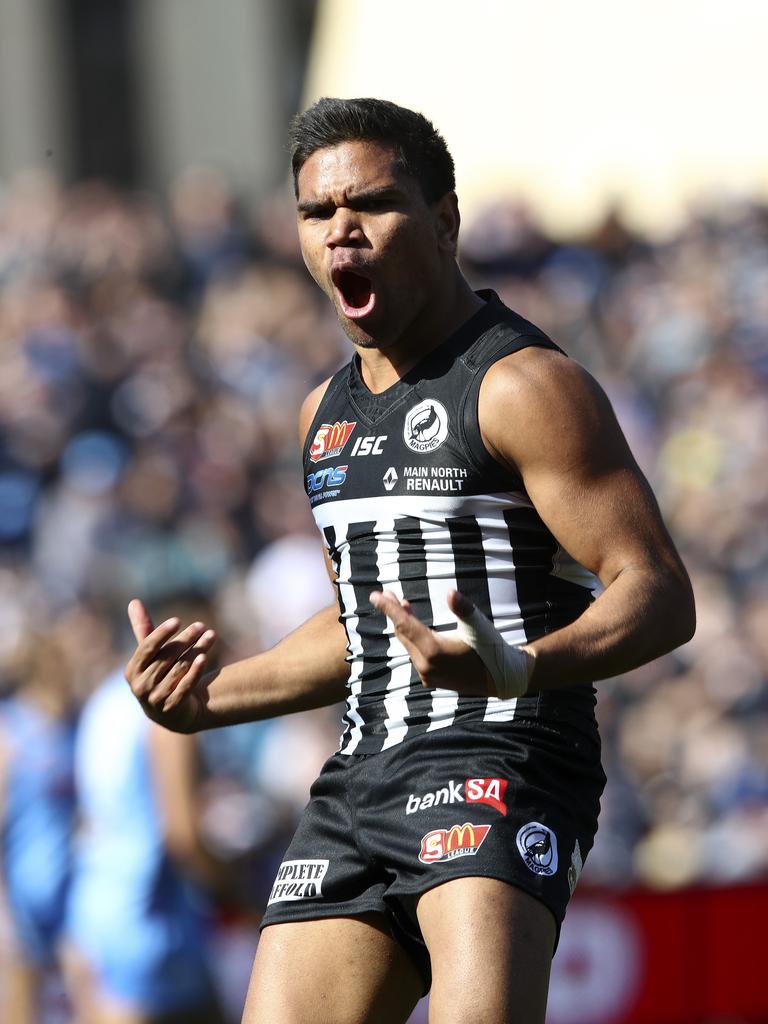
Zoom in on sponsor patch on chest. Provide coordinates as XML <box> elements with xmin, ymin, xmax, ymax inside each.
<box><xmin>310</xmin><ymin>422</ymin><xmax>356</xmax><ymax>463</ymax></box>
<box><xmin>403</xmin><ymin>465</ymin><xmax>467</xmax><ymax>491</ymax></box>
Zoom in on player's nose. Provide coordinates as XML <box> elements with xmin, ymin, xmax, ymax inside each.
<box><xmin>325</xmin><ymin>209</ymin><xmax>365</xmax><ymax>248</ymax></box>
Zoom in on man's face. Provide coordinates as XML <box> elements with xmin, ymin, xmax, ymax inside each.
<box><xmin>296</xmin><ymin>140</ymin><xmax>450</xmax><ymax>350</ymax></box>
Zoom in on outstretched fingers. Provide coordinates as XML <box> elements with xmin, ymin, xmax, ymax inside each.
<box><xmin>160</xmin><ymin>651</ymin><xmax>212</xmax><ymax>713</ymax></box>
<box><xmin>145</xmin><ymin>629</ymin><xmax>217</xmax><ymax>709</ymax></box>
<box><xmin>126</xmin><ymin>616</ymin><xmax>214</xmax><ymax>700</ymax></box>
<box><xmin>143</xmin><ymin>625</ymin><xmax>214</xmax><ymax>703</ymax></box>
<box><xmin>371</xmin><ymin>589</ymin><xmax>432</xmax><ymax>638</ymax></box>
<box><xmin>446</xmin><ymin>588</ymin><xmax>476</xmax><ymax>620</ymax></box>
<box><xmin>370</xmin><ymin>590</ymin><xmax>440</xmax><ymax>679</ymax></box>
<box><xmin>371</xmin><ymin>588</ymin><xmax>489</xmax><ymax>695</ymax></box>
<box><xmin>127</xmin><ymin>598</ymin><xmax>155</xmax><ymax>644</ymax></box>
<box><xmin>126</xmin><ymin>616</ymin><xmax>182</xmax><ymax>686</ymax></box>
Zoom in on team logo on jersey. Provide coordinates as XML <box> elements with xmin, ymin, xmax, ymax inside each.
<box><xmin>309</xmin><ymin>421</ymin><xmax>356</xmax><ymax>463</ymax></box>
<box><xmin>267</xmin><ymin>859</ymin><xmax>329</xmax><ymax>904</ymax></box>
<box><xmin>350</xmin><ymin>434</ymin><xmax>387</xmax><ymax>456</ymax></box>
<box><xmin>406</xmin><ymin>778</ymin><xmax>508</xmax><ymax>816</ymax></box>
<box><xmin>419</xmin><ymin>822</ymin><xmax>491</xmax><ymax>864</ymax></box>
<box><xmin>403</xmin><ymin>399</ymin><xmax>449</xmax><ymax>453</ymax></box>
<box><xmin>516</xmin><ymin>822</ymin><xmax>558</xmax><ymax>877</ymax></box>
<box><xmin>383</xmin><ymin>467</ymin><xmax>398</xmax><ymax>491</ymax></box>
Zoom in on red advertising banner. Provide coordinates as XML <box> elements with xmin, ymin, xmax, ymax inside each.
<box><xmin>548</xmin><ymin>884</ymin><xmax>767</xmax><ymax>1023</ymax></box>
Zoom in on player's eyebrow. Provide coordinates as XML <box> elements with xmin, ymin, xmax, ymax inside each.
<box><xmin>297</xmin><ymin>185</ymin><xmax>405</xmax><ymax>215</ymax></box>
<box><xmin>346</xmin><ymin>185</ymin><xmax>403</xmax><ymax>205</ymax></box>
<box><xmin>296</xmin><ymin>198</ymin><xmax>333</xmax><ymax>216</ymax></box>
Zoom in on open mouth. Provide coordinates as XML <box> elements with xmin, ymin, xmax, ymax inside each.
<box><xmin>331</xmin><ymin>268</ymin><xmax>376</xmax><ymax>319</ymax></box>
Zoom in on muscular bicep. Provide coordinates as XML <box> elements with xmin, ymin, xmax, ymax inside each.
<box><xmin>479</xmin><ymin>350</ymin><xmax>686</xmax><ymax>587</ymax></box>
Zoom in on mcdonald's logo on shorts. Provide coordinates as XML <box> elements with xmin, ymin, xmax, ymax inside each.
<box><xmin>418</xmin><ymin>822</ymin><xmax>492</xmax><ymax>864</ymax></box>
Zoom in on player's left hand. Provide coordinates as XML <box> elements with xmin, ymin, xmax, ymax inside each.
<box><xmin>369</xmin><ymin>588</ymin><xmax>494</xmax><ymax>697</ymax></box>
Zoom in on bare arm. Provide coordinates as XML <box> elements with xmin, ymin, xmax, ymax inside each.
<box><xmin>372</xmin><ymin>348</ymin><xmax>694</xmax><ymax>694</ymax></box>
<box><xmin>479</xmin><ymin>347</ymin><xmax>695</xmax><ymax>687</ymax></box>
<box><xmin>147</xmin><ymin>724</ymin><xmax>227</xmax><ymax>888</ymax></box>
<box><xmin>125</xmin><ymin>377</ymin><xmax>351</xmax><ymax>731</ymax></box>
<box><xmin>149</xmin><ymin>602</ymin><xmax>349</xmax><ymax>732</ymax></box>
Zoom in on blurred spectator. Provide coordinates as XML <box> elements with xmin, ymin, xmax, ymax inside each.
<box><xmin>63</xmin><ymin>642</ymin><xmax>229</xmax><ymax>1024</ymax></box>
<box><xmin>0</xmin><ymin>634</ymin><xmax>78</xmax><ymax>1024</ymax></box>
<box><xmin>169</xmin><ymin>166</ymin><xmax>253</xmax><ymax>301</ymax></box>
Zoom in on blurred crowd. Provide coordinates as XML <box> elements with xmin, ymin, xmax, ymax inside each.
<box><xmin>0</xmin><ymin>166</ymin><xmax>766</xmax><ymax>1019</ymax></box>
<box><xmin>461</xmin><ymin>199</ymin><xmax>768</xmax><ymax>889</ymax></box>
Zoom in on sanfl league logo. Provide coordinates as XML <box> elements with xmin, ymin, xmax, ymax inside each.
<box><xmin>310</xmin><ymin>421</ymin><xmax>356</xmax><ymax>463</ymax></box>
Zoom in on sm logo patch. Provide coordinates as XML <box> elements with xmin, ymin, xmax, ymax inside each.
<box><xmin>310</xmin><ymin>421</ymin><xmax>356</xmax><ymax>463</ymax></box>
<box><xmin>418</xmin><ymin>822</ymin><xmax>491</xmax><ymax>864</ymax></box>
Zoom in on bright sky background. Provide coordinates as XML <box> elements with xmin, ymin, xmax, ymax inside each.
<box><xmin>305</xmin><ymin>0</ymin><xmax>767</xmax><ymax>236</ymax></box>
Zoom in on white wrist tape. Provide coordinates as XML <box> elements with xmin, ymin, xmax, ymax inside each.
<box><xmin>455</xmin><ymin>607</ymin><xmax>535</xmax><ymax>699</ymax></box>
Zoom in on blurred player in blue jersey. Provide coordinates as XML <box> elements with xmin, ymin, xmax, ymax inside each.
<box><xmin>0</xmin><ymin>634</ymin><xmax>77</xmax><ymax>1024</ymax></box>
<box><xmin>65</xmin><ymin>602</ymin><xmax>228</xmax><ymax>1024</ymax></box>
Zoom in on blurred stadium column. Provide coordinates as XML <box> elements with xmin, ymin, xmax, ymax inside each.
<box><xmin>133</xmin><ymin>0</ymin><xmax>312</xmax><ymax>199</ymax></box>
<box><xmin>0</xmin><ymin>0</ymin><xmax>72</xmax><ymax>180</ymax></box>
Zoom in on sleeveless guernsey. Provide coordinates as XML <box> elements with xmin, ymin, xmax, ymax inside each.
<box><xmin>303</xmin><ymin>290</ymin><xmax>598</xmax><ymax>756</ymax></box>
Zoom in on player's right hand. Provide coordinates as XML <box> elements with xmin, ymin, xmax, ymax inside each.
<box><xmin>124</xmin><ymin>599</ymin><xmax>217</xmax><ymax>732</ymax></box>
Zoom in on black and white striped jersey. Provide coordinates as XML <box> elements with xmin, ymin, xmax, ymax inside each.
<box><xmin>304</xmin><ymin>290</ymin><xmax>598</xmax><ymax>756</ymax></box>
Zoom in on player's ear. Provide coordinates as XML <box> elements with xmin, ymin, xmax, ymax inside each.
<box><xmin>433</xmin><ymin>191</ymin><xmax>460</xmax><ymax>255</ymax></box>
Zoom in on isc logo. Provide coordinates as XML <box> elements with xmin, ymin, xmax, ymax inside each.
<box><xmin>306</xmin><ymin>465</ymin><xmax>348</xmax><ymax>494</ymax></box>
<box><xmin>350</xmin><ymin>435</ymin><xmax>387</xmax><ymax>456</ymax></box>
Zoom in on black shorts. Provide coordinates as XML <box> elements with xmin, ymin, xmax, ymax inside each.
<box><xmin>260</xmin><ymin>715</ymin><xmax>606</xmax><ymax>993</ymax></box>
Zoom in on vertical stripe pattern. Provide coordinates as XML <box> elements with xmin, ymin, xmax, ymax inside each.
<box><xmin>320</xmin><ymin>497</ymin><xmax>594</xmax><ymax>754</ymax></box>
<box><xmin>395</xmin><ymin>516</ymin><xmax>434</xmax><ymax>740</ymax></box>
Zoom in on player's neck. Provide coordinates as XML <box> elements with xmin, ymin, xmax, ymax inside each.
<box><xmin>356</xmin><ymin>275</ymin><xmax>484</xmax><ymax>394</ymax></box>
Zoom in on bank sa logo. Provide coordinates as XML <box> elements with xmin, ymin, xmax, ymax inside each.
<box><xmin>268</xmin><ymin>858</ymin><xmax>329</xmax><ymax>904</ymax></box>
<box><xmin>516</xmin><ymin>822</ymin><xmax>558</xmax><ymax>877</ymax></box>
<box><xmin>404</xmin><ymin>399</ymin><xmax>449</xmax><ymax>453</ymax></box>
<box><xmin>406</xmin><ymin>778</ymin><xmax>508</xmax><ymax>816</ymax></box>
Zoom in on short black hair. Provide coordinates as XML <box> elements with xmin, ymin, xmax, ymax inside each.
<box><xmin>288</xmin><ymin>97</ymin><xmax>455</xmax><ymax>204</ymax></box>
